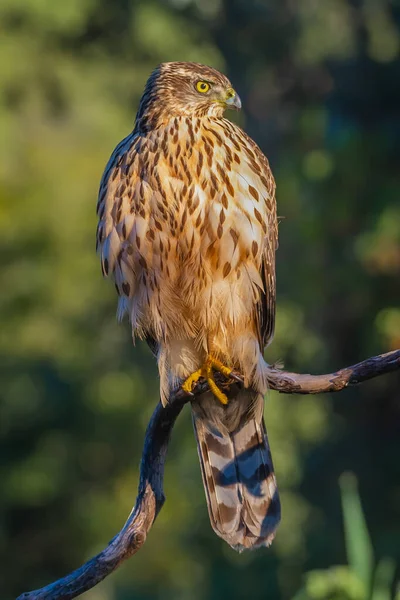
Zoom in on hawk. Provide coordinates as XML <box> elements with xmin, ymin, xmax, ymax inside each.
<box><xmin>97</xmin><ymin>62</ymin><xmax>280</xmax><ymax>550</ymax></box>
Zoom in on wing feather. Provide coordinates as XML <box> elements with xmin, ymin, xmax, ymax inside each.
<box><xmin>237</xmin><ymin>130</ymin><xmax>278</xmax><ymax>349</ymax></box>
<box><xmin>96</xmin><ymin>133</ymin><xmax>143</xmax><ymax>317</ymax></box>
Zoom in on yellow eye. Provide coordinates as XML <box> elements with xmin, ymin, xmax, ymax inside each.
<box><xmin>196</xmin><ymin>81</ymin><xmax>210</xmax><ymax>93</ymax></box>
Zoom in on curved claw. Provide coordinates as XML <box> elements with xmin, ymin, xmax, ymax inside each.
<box><xmin>229</xmin><ymin>371</ymin><xmax>244</xmax><ymax>383</ymax></box>
<box><xmin>182</xmin><ymin>389</ymin><xmax>195</xmax><ymax>397</ymax></box>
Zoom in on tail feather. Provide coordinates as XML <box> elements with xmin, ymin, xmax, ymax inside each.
<box><xmin>193</xmin><ymin>418</ymin><xmax>242</xmax><ymax>538</ymax></box>
<box><xmin>192</xmin><ymin>391</ymin><xmax>280</xmax><ymax>551</ymax></box>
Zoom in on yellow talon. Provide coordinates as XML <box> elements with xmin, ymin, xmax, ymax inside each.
<box><xmin>181</xmin><ymin>355</ymin><xmax>233</xmax><ymax>405</ymax></box>
<box><xmin>208</xmin><ymin>356</ymin><xmax>233</xmax><ymax>379</ymax></box>
<box><xmin>181</xmin><ymin>367</ymin><xmax>203</xmax><ymax>394</ymax></box>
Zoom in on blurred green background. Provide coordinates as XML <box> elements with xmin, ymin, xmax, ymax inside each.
<box><xmin>1</xmin><ymin>0</ymin><xmax>399</xmax><ymax>598</ymax></box>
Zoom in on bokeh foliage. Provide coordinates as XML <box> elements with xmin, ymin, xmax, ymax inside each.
<box><xmin>0</xmin><ymin>0</ymin><xmax>399</xmax><ymax>599</ymax></box>
<box><xmin>294</xmin><ymin>474</ymin><xmax>399</xmax><ymax>600</ymax></box>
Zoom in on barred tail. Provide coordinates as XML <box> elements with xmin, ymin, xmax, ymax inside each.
<box><xmin>192</xmin><ymin>391</ymin><xmax>280</xmax><ymax>551</ymax></box>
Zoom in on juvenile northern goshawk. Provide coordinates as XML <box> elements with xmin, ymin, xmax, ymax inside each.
<box><xmin>97</xmin><ymin>62</ymin><xmax>280</xmax><ymax>551</ymax></box>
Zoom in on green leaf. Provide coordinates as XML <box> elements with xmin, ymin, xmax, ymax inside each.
<box><xmin>371</xmin><ymin>558</ymin><xmax>396</xmax><ymax>600</ymax></box>
<box><xmin>339</xmin><ymin>472</ymin><xmax>374</xmax><ymax>591</ymax></box>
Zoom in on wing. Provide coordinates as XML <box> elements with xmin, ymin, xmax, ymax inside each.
<box><xmin>96</xmin><ymin>128</ymin><xmax>175</xmax><ymax>343</ymax></box>
<box><xmin>96</xmin><ymin>133</ymin><xmax>135</xmax><ymax>272</ymax></box>
<box><xmin>96</xmin><ymin>132</ymin><xmax>143</xmax><ymax>324</ymax></box>
<box><xmin>239</xmin><ymin>132</ymin><xmax>278</xmax><ymax>350</ymax></box>
<box><xmin>259</xmin><ymin>222</ymin><xmax>277</xmax><ymax>348</ymax></box>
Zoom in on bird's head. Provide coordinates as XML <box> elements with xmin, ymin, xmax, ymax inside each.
<box><xmin>136</xmin><ymin>62</ymin><xmax>241</xmax><ymax>129</ymax></box>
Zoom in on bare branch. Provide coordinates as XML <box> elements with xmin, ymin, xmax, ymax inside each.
<box><xmin>17</xmin><ymin>348</ymin><xmax>400</xmax><ymax>600</ymax></box>
<box><xmin>16</xmin><ymin>399</ymin><xmax>186</xmax><ymax>600</ymax></box>
<box><xmin>265</xmin><ymin>349</ymin><xmax>400</xmax><ymax>394</ymax></box>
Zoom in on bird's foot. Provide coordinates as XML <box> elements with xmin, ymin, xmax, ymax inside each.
<box><xmin>181</xmin><ymin>356</ymin><xmax>235</xmax><ymax>405</ymax></box>
<box><xmin>181</xmin><ymin>368</ymin><xmax>204</xmax><ymax>396</ymax></box>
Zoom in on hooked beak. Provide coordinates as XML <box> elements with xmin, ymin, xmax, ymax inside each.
<box><xmin>225</xmin><ymin>88</ymin><xmax>242</xmax><ymax>111</ymax></box>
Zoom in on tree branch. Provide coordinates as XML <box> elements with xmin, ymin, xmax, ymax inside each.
<box><xmin>266</xmin><ymin>349</ymin><xmax>400</xmax><ymax>394</ymax></box>
<box><xmin>17</xmin><ymin>349</ymin><xmax>400</xmax><ymax>600</ymax></box>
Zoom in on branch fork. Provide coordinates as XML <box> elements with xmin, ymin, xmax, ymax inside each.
<box><xmin>17</xmin><ymin>349</ymin><xmax>400</xmax><ymax>600</ymax></box>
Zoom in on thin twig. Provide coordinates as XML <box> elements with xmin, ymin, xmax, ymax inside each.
<box><xmin>17</xmin><ymin>349</ymin><xmax>400</xmax><ymax>600</ymax></box>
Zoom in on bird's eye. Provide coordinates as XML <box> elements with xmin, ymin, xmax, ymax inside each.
<box><xmin>196</xmin><ymin>81</ymin><xmax>211</xmax><ymax>93</ymax></box>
